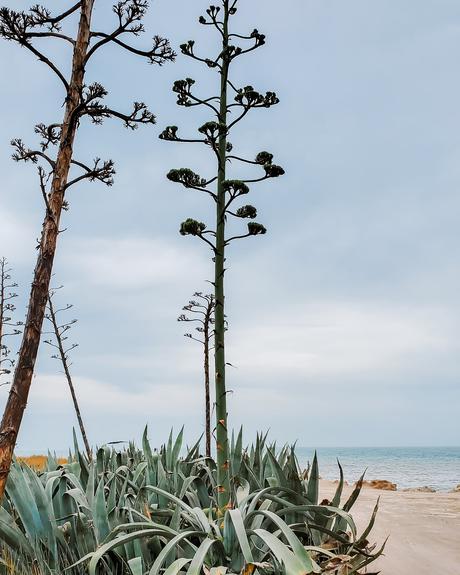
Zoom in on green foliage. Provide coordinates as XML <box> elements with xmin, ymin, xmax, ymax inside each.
<box><xmin>0</xmin><ymin>430</ymin><xmax>383</xmax><ymax>575</ymax></box>
<box><xmin>222</xmin><ymin>180</ymin><xmax>249</xmax><ymax>196</ymax></box>
<box><xmin>180</xmin><ymin>219</ymin><xmax>207</xmax><ymax>236</ymax></box>
<box><xmin>247</xmin><ymin>222</ymin><xmax>267</xmax><ymax>236</ymax></box>
<box><xmin>255</xmin><ymin>152</ymin><xmax>274</xmax><ymax>165</ymax></box>
<box><xmin>159</xmin><ymin>126</ymin><xmax>179</xmax><ymax>141</ymax></box>
<box><xmin>236</xmin><ymin>205</ymin><xmax>257</xmax><ymax>219</ymax></box>
<box><xmin>234</xmin><ymin>86</ymin><xmax>279</xmax><ymax>108</ymax></box>
<box><xmin>167</xmin><ymin>169</ymin><xmax>207</xmax><ymax>189</ymax></box>
<box><xmin>263</xmin><ymin>164</ymin><xmax>285</xmax><ymax>178</ymax></box>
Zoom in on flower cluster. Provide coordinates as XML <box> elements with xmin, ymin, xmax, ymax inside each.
<box><xmin>236</xmin><ymin>205</ymin><xmax>257</xmax><ymax>219</ymax></box>
<box><xmin>167</xmin><ymin>168</ymin><xmax>207</xmax><ymax>188</ymax></box>
<box><xmin>235</xmin><ymin>86</ymin><xmax>279</xmax><ymax>108</ymax></box>
<box><xmin>180</xmin><ymin>218</ymin><xmax>207</xmax><ymax>236</ymax></box>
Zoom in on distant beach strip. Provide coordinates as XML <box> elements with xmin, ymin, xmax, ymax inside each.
<box><xmin>297</xmin><ymin>446</ymin><xmax>460</xmax><ymax>492</ymax></box>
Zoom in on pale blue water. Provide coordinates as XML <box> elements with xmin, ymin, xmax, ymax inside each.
<box><xmin>296</xmin><ymin>447</ymin><xmax>460</xmax><ymax>492</ymax></box>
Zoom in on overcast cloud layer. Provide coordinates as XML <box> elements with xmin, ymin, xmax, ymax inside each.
<box><xmin>0</xmin><ymin>0</ymin><xmax>459</xmax><ymax>452</ymax></box>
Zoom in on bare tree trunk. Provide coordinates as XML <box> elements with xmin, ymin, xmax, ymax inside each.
<box><xmin>47</xmin><ymin>296</ymin><xmax>91</xmax><ymax>459</ymax></box>
<box><xmin>0</xmin><ymin>0</ymin><xmax>95</xmax><ymax>499</ymax></box>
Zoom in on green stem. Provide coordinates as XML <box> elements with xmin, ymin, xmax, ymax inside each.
<box><xmin>215</xmin><ymin>0</ymin><xmax>231</xmax><ymax>514</ymax></box>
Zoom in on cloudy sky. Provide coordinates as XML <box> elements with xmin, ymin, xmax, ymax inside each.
<box><xmin>1</xmin><ymin>0</ymin><xmax>459</xmax><ymax>453</ymax></box>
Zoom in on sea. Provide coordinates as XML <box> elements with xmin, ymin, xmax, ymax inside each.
<box><xmin>296</xmin><ymin>446</ymin><xmax>460</xmax><ymax>492</ymax></box>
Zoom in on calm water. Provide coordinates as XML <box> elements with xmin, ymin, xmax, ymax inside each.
<box><xmin>296</xmin><ymin>447</ymin><xmax>460</xmax><ymax>492</ymax></box>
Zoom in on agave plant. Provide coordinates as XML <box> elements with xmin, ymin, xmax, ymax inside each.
<box><xmin>0</xmin><ymin>429</ymin><xmax>383</xmax><ymax>575</ymax></box>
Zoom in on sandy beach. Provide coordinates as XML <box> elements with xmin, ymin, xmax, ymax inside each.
<box><xmin>320</xmin><ymin>481</ymin><xmax>460</xmax><ymax>574</ymax></box>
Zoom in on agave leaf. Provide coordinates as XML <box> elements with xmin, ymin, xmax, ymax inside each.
<box><xmin>166</xmin><ymin>428</ymin><xmax>174</xmax><ymax>471</ymax></box>
<box><xmin>236</xmin><ymin>478</ymin><xmax>250</xmax><ymax>507</ymax></box>
<box><xmin>185</xmin><ymin>538</ymin><xmax>221</xmax><ymax>575</ymax></box>
<box><xmin>335</xmin><ymin>472</ymin><xmax>366</xmax><ymax>533</ymax></box>
<box><xmin>343</xmin><ymin>472</ymin><xmax>365</xmax><ymax>512</ymax></box>
<box><xmin>93</xmin><ymin>478</ymin><xmax>110</xmax><ymax>544</ymax></box>
<box><xmin>228</xmin><ymin>509</ymin><xmax>254</xmax><ymax>563</ymax></box>
<box><xmin>0</xmin><ymin>508</ymin><xmax>35</xmax><ymax>556</ymax></box>
<box><xmin>250</xmin><ymin>510</ymin><xmax>320</xmax><ymax>573</ymax></box>
<box><xmin>246</xmin><ymin>486</ymin><xmax>305</xmax><ymax>516</ymax></box>
<box><xmin>231</xmin><ymin>426</ymin><xmax>243</xmax><ymax>477</ymax></box>
<box><xmin>266</xmin><ymin>448</ymin><xmax>288</xmax><ymax>489</ymax></box>
<box><xmin>246</xmin><ymin>498</ymin><xmax>273</xmax><ymax>531</ymax></box>
<box><xmin>306</xmin><ymin>452</ymin><xmax>319</xmax><ymax>505</ymax></box>
<box><xmin>276</xmin><ymin>505</ymin><xmax>357</xmax><ymax>540</ymax></box>
<box><xmin>133</xmin><ymin>461</ymin><xmax>148</xmax><ymax>487</ymax></box>
<box><xmin>192</xmin><ymin>506</ymin><xmax>212</xmax><ymax>535</ymax></box>
<box><xmin>86</xmin><ymin>528</ymin><xmax>177</xmax><ymax>575</ymax></box>
<box><xmin>290</xmin><ymin>522</ymin><xmax>352</xmax><ymax>546</ymax></box>
<box><xmin>107</xmin><ymin>478</ymin><xmax>118</xmax><ymax>518</ymax></box>
<box><xmin>148</xmin><ymin>531</ymin><xmax>201</xmax><ymax>575</ymax></box>
<box><xmin>354</xmin><ymin>498</ymin><xmax>379</xmax><ymax>548</ymax></box>
<box><xmin>128</xmin><ymin>557</ymin><xmax>143</xmax><ymax>575</ymax></box>
<box><xmin>164</xmin><ymin>558</ymin><xmax>193</xmax><ymax>575</ymax></box>
<box><xmin>179</xmin><ymin>475</ymin><xmax>199</xmax><ymax>499</ymax></box>
<box><xmin>172</xmin><ymin>426</ymin><xmax>184</xmax><ymax>466</ymax></box>
<box><xmin>6</xmin><ymin>463</ymin><xmax>45</xmax><ymax>544</ymax></box>
<box><xmin>331</xmin><ymin>460</ymin><xmax>344</xmax><ymax>508</ymax></box>
<box><xmin>185</xmin><ymin>434</ymin><xmax>204</xmax><ymax>462</ymax></box>
<box><xmin>141</xmin><ymin>486</ymin><xmax>207</xmax><ymax>531</ymax></box>
<box><xmin>284</xmin><ymin>447</ymin><xmax>303</xmax><ymax>494</ymax></box>
<box><xmin>65</xmin><ymin>487</ymin><xmax>91</xmax><ymax>512</ymax></box>
<box><xmin>253</xmin><ymin>528</ymin><xmax>313</xmax><ymax>575</ymax></box>
<box><xmin>347</xmin><ymin>537</ymin><xmax>387</xmax><ymax>574</ymax></box>
<box><xmin>102</xmin><ymin>521</ymin><xmax>178</xmax><ymax>544</ymax></box>
<box><xmin>85</xmin><ymin>463</ymin><xmax>96</xmax><ymax>509</ymax></box>
<box><xmin>21</xmin><ymin>464</ymin><xmax>60</xmax><ymax>559</ymax></box>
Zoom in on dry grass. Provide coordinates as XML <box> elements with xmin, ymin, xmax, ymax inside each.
<box><xmin>17</xmin><ymin>455</ymin><xmax>67</xmax><ymax>470</ymax></box>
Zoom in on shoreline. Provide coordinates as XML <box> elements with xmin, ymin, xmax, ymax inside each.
<box><xmin>326</xmin><ymin>477</ymin><xmax>460</xmax><ymax>493</ymax></box>
<box><xmin>320</xmin><ymin>479</ymin><xmax>460</xmax><ymax>574</ymax></box>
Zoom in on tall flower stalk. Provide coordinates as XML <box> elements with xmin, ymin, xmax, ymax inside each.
<box><xmin>162</xmin><ymin>0</ymin><xmax>284</xmax><ymax>512</ymax></box>
<box><xmin>45</xmin><ymin>289</ymin><xmax>91</xmax><ymax>459</ymax></box>
<box><xmin>178</xmin><ymin>292</ymin><xmax>216</xmax><ymax>458</ymax></box>
<box><xmin>0</xmin><ymin>258</ymin><xmax>22</xmax><ymax>388</ymax></box>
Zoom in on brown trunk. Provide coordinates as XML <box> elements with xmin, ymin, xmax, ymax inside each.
<box><xmin>0</xmin><ymin>0</ymin><xmax>95</xmax><ymax>500</ymax></box>
<box><xmin>47</xmin><ymin>296</ymin><xmax>91</xmax><ymax>460</ymax></box>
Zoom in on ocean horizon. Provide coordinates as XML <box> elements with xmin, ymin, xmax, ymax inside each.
<box><xmin>296</xmin><ymin>446</ymin><xmax>460</xmax><ymax>492</ymax></box>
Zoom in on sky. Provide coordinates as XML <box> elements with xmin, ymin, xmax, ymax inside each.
<box><xmin>0</xmin><ymin>0</ymin><xmax>459</xmax><ymax>453</ymax></box>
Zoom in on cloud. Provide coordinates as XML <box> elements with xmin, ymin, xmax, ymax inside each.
<box><xmin>27</xmin><ymin>373</ymin><xmax>201</xmax><ymax>415</ymax></box>
<box><xmin>64</xmin><ymin>236</ymin><xmax>209</xmax><ymax>290</ymax></box>
<box><xmin>228</xmin><ymin>301</ymin><xmax>454</xmax><ymax>383</ymax></box>
<box><xmin>0</xmin><ymin>207</ymin><xmax>37</xmax><ymax>264</ymax></box>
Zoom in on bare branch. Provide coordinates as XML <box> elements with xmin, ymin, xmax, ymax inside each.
<box><xmin>79</xmin><ymin>85</ymin><xmax>156</xmax><ymax>129</ymax></box>
<box><xmin>11</xmin><ymin>139</ymin><xmax>55</xmax><ymax>169</ymax></box>
<box><xmin>66</xmin><ymin>158</ymin><xmax>115</xmax><ymax>189</ymax></box>
<box><xmin>87</xmin><ymin>31</ymin><xmax>175</xmax><ymax>64</ymax></box>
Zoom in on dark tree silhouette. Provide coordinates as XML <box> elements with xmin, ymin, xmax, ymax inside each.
<box><xmin>178</xmin><ymin>292</ymin><xmax>216</xmax><ymax>458</ymax></box>
<box><xmin>0</xmin><ymin>0</ymin><xmax>175</xmax><ymax>499</ymax></box>
<box><xmin>161</xmin><ymin>0</ymin><xmax>284</xmax><ymax>512</ymax></box>
<box><xmin>0</xmin><ymin>258</ymin><xmax>22</xmax><ymax>389</ymax></box>
<box><xmin>44</xmin><ymin>288</ymin><xmax>91</xmax><ymax>459</ymax></box>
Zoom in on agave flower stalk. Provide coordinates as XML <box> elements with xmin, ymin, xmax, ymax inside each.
<box><xmin>178</xmin><ymin>292</ymin><xmax>218</xmax><ymax>458</ymax></box>
<box><xmin>0</xmin><ymin>258</ymin><xmax>22</xmax><ymax>388</ymax></box>
<box><xmin>162</xmin><ymin>0</ymin><xmax>284</xmax><ymax>513</ymax></box>
<box><xmin>45</xmin><ymin>289</ymin><xmax>91</xmax><ymax>459</ymax></box>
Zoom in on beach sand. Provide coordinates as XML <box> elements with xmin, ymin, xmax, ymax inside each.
<box><xmin>320</xmin><ymin>480</ymin><xmax>460</xmax><ymax>574</ymax></box>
